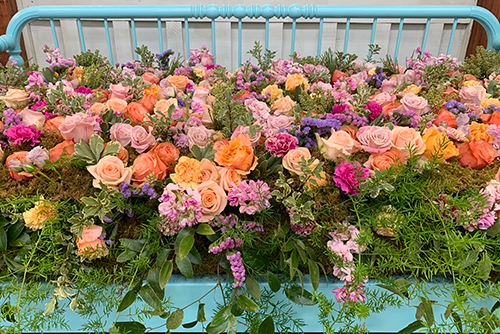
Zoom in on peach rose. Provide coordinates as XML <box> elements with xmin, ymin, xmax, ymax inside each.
<box><xmin>316</xmin><ymin>130</ymin><xmax>361</xmax><ymax>161</ymax></box>
<box><xmin>196</xmin><ymin>181</ymin><xmax>227</xmax><ymax>222</ymax></box>
<box><xmin>433</xmin><ymin>109</ymin><xmax>457</xmax><ymax>128</ymax></box>
<box><xmin>132</xmin><ymin>151</ymin><xmax>168</xmax><ymax>186</ymax></box>
<box><xmin>154</xmin><ymin>98</ymin><xmax>178</xmax><ymax>115</ymax></box>
<box><xmin>126</xmin><ymin>102</ymin><xmax>150</xmax><ymax>125</ymax></box>
<box><xmin>383</xmin><ymin>101</ymin><xmax>401</xmax><ymax>116</ymax></box>
<box><xmin>371</xmin><ymin>92</ymin><xmax>396</xmax><ymax>107</ymax></box>
<box><xmin>217</xmin><ymin>166</ymin><xmax>242</xmax><ymax>191</ymax></box>
<box><xmin>422</xmin><ymin>127</ymin><xmax>459</xmax><ymax>162</ymax></box>
<box><xmin>272</xmin><ymin>96</ymin><xmax>296</xmax><ymax>115</ymax></box>
<box><xmin>109</xmin><ymin>83</ymin><xmax>131</xmax><ymax>100</ymax></box>
<box><xmin>106</xmin><ymin>98</ymin><xmax>128</xmax><ymax>114</ymax></box>
<box><xmin>49</xmin><ymin>140</ymin><xmax>76</xmax><ymax>162</ymax></box>
<box><xmin>143</xmin><ymin>72</ymin><xmax>160</xmax><ymax>85</ymax></box>
<box><xmin>391</xmin><ymin>126</ymin><xmax>425</xmax><ymax>157</ymax></box>
<box><xmin>76</xmin><ymin>225</ymin><xmax>108</xmax><ymax>259</ymax></box>
<box><xmin>165</xmin><ymin>75</ymin><xmax>188</xmax><ymax>92</ymax></box>
<box><xmin>459</xmin><ymin>139</ymin><xmax>497</xmax><ymax>169</ymax></box>
<box><xmin>214</xmin><ymin>134</ymin><xmax>257</xmax><ymax>175</ymax></box>
<box><xmin>283</xmin><ymin>147</ymin><xmax>319</xmax><ymax>176</ymax></box>
<box><xmin>341</xmin><ymin>125</ymin><xmax>359</xmax><ymax>140</ymax></box>
<box><xmin>87</xmin><ymin>156</ymin><xmax>133</xmax><ymax>189</ymax></box>
<box><xmin>23</xmin><ymin>200</ymin><xmax>57</xmax><ymax>230</ymax></box>
<box><xmin>45</xmin><ymin>116</ymin><xmax>66</xmax><ymax>134</ymax></box>
<box><xmin>365</xmin><ymin>147</ymin><xmax>405</xmax><ymax>171</ymax></box>
<box><xmin>285</xmin><ymin>73</ymin><xmax>309</xmax><ymax>94</ymax></box>
<box><xmin>468</xmin><ymin>122</ymin><xmax>493</xmax><ymax>142</ymax></box>
<box><xmin>20</xmin><ymin>108</ymin><xmax>45</xmax><ymax>129</ymax></box>
<box><xmin>0</xmin><ymin>88</ymin><xmax>30</xmax><ymax>109</ymax></box>
<box><xmin>481</xmin><ymin>110</ymin><xmax>500</xmax><ymax>126</ymax></box>
<box><xmin>400</xmin><ymin>92</ymin><xmax>428</xmax><ymax>115</ymax></box>
<box><xmin>200</xmin><ymin>158</ymin><xmax>220</xmax><ymax>183</ymax></box>
<box><xmin>459</xmin><ymin>85</ymin><xmax>486</xmax><ymax>105</ymax></box>
<box><xmin>89</xmin><ymin>102</ymin><xmax>107</xmax><ymax>115</ymax></box>
<box><xmin>152</xmin><ymin>142</ymin><xmax>180</xmax><ymax>167</ymax></box>
<box><xmin>170</xmin><ymin>156</ymin><xmax>202</xmax><ymax>188</ymax></box>
<box><xmin>139</xmin><ymin>94</ymin><xmax>159</xmax><ymax>113</ymax></box>
<box><xmin>6</xmin><ymin>151</ymin><xmax>32</xmax><ymax>181</ymax></box>
<box><xmin>357</xmin><ymin>126</ymin><xmax>392</xmax><ymax>154</ymax></box>
<box><xmin>262</xmin><ymin>84</ymin><xmax>283</xmax><ymax>101</ymax></box>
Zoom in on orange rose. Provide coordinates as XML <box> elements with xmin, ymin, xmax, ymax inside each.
<box><xmin>45</xmin><ymin>116</ymin><xmax>66</xmax><ymax>135</ymax></box>
<box><xmin>214</xmin><ymin>134</ymin><xmax>257</xmax><ymax>175</ymax></box>
<box><xmin>468</xmin><ymin>122</ymin><xmax>493</xmax><ymax>142</ymax></box>
<box><xmin>262</xmin><ymin>84</ymin><xmax>283</xmax><ymax>101</ymax></box>
<box><xmin>480</xmin><ymin>110</ymin><xmax>500</xmax><ymax>126</ymax></box>
<box><xmin>89</xmin><ymin>102</ymin><xmax>107</xmax><ymax>115</ymax></box>
<box><xmin>433</xmin><ymin>109</ymin><xmax>457</xmax><ymax>128</ymax></box>
<box><xmin>200</xmin><ymin>158</ymin><xmax>220</xmax><ymax>183</ymax></box>
<box><xmin>365</xmin><ymin>147</ymin><xmax>405</xmax><ymax>171</ymax></box>
<box><xmin>217</xmin><ymin>166</ymin><xmax>242</xmax><ymax>191</ymax></box>
<box><xmin>169</xmin><ymin>156</ymin><xmax>202</xmax><ymax>188</ymax></box>
<box><xmin>132</xmin><ymin>151</ymin><xmax>168</xmax><ymax>186</ymax></box>
<box><xmin>6</xmin><ymin>151</ymin><xmax>32</xmax><ymax>181</ymax></box>
<box><xmin>106</xmin><ymin>98</ymin><xmax>128</xmax><ymax>114</ymax></box>
<box><xmin>331</xmin><ymin>69</ymin><xmax>347</xmax><ymax>83</ymax></box>
<box><xmin>285</xmin><ymin>73</ymin><xmax>309</xmax><ymax>94</ymax></box>
<box><xmin>422</xmin><ymin>128</ymin><xmax>459</xmax><ymax>162</ymax></box>
<box><xmin>87</xmin><ymin>156</ymin><xmax>133</xmax><ymax>189</ymax></box>
<box><xmin>143</xmin><ymin>72</ymin><xmax>160</xmax><ymax>84</ymax></box>
<box><xmin>340</xmin><ymin>125</ymin><xmax>359</xmax><ymax>140</ymax></box>
<box><xmin>139</xmin><ymin>94</ymin><xmax>158</xmax><ymax>113</ymax></box>
<box><xmin>272</xmin><ymin>96</ymin><xmax>296</xmax><ymax>115</ymax></box>
<box><xmin>196</xmin><ymin>181</ymin><xmax>227</xmax><ymax>222</ymax></box>
<box><xmin>152</xmin><ymin>142</ymin><xmax>180</xmax><ymax>167</ymax></box>
<box><xmin>143</xmin><ymin>84</ymin><xmax>160</xmax><ymax>98</ymax></box>
<box><xmin>383</xmin><ymin>101</ymin><xmax>401</xmax><ymax>116</ymax></box>
<box><xmin>165</xmin><ymin>75</ymin><xmax>188</xmax><ymax>92</ymax></box>
<box><xmin>126</xmin><ymin>102</ymin><xmax>150</xmax><ymax>125</ymax></box>
<box><xmin>391</xmin><ymin>126</ymin><xmax>426</xmax><ymax>157</ymax></box>
<box><xmin>459</xmin><ymin>139</ymin><xmax>497</xmax><ymax>169</ymax></box>
<box><xmin>76</xmin><ymin>225</ymin><xmax>108</xmax><ymax>259</ymax></box>
<box><xmin>49</xmin><ymin>140</ymin><xmax>76</xmax><ymax>162</ymax></box>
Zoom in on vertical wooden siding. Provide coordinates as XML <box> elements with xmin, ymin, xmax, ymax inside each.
<box><xmin>466</xmin><ymin>0</ymin><xmax>500</xmax><ymax>56</ymax></box>
<box><xmin>0</xmin><ymin>0</ymin><xmax>26</xmax><ymax>66</ymax></box>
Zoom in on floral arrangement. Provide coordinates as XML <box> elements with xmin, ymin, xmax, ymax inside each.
<box><xmin>1</xmin><ymin>42</ymin><xmax>500</xmax><ymax>333</ymax></box>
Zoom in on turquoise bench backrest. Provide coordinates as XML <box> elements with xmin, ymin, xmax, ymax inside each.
<box><xmin>1</xmin><ymin>4</ymin><xmax>500</xmax><ymax>68</ymax></box>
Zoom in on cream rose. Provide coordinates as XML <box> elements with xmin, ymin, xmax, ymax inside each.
<box><xmin>316</xmin><ymin>130</ymin><xmax>361</xmax><ymax>161</ymax></box>
<box><xmin>196</xmin><ymin>181</ymin><xmax>227</xmax><ymax>222</ymax></box>
<box><xmin>391</xmin><ymin>126</ymin><xmax>426</xmax><ymax>157</ymax></box>
<box><xmin>283</xmin><ymin>147</ymin><xmax>319</xmax><ymax>176</ymax></box>
<box><xmin>87</xmin><ymin>156</ymin><xmax>133</xmax><ymax>189</ymax></box>
<box><xmin>20</xmin><ymin>108</ymin><xmax>46</xmax><ymax>129</ymax></box>
<box><xmin>1</xmin><ymin>88</ymin><xmax>30</xmax><ymax>109</ymax></box>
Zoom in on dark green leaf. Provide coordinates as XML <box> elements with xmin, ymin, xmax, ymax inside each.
<box><xmin>1</xmin><ymin>302</ymin><xmax>16</xmax><ymax>323</ymax></box>
<box><xmin>117</xmin><ymin>290</ymin><xmax>137</xmax><ymax>313</ymax></box>
<box><xmin>245</xmin><ymin>276</ymin><xmax>261</xmax><ymax>301</ymax></box>
<box><xmin>419</xmin><ymin>297</ymin><xmax>434</xmax><ymax>326</ymax></box>
<box><xmin>237</xmin><ymin>295</ymin><xmax>260</xmax><ymax>312</ymax></box>
<box><xmin>259</xmin><ymin>316</ymin><xmax>274</xmax><ymax>334</ymax></box>
<box><xmin>178</xmin><ymin>234</ymin><xmax>195</xmax><ymax>259</ymax></box>
<box><xmin>175</xmin><ymin>254</ymin><xmax>193</xmax><ymax>278</ymax></box>
<box><xmin>147</xmin><ymin>269</ymin><xmax>164</xmax><ymax>300</ymax></box>
<box><xmin>139</xmin><ymin>284</ymin><xmax>162</xmax><ymax>310</ymax></box>
<box><xmin>166</xmin><ymin>308</ymin><xmax>184</xmax><ymax>330</ymax></box>
<box><xmin>3</xmin><ymin>256</ymin><xmax>23</xmax><ymax>272</ymax></box>
<box><xmin>227</xmin><ymin>315</ymin><xmax>237</xmax><ymax>334</ymax></box>
<box><xmin>182</xmin><ymin>320</ymin><xmax>197</xmax><ymax>329</ymax></box>
<box><xmin>491</xmin><ymin>300</ymin><xmax>500</xmax><ymax>313</ymax></box>
<box><xmin>117</xmin><ymin>249</ymin><xmax>137</xmax><ymax>263</ymax></box>
<box><xmin>284</xmin><ymin>286</ymin><xmax>316</xmax><ymax>305</ymax></box>
<box><xmin>9</xmin><ymin>233</ymin><xmax>30</xmax><ymax>247</ymax></box>
<box><xmin>7</xmin><ymin>222</ymin><xmax>24</xmax><ymax>244</ymax></box>
<box><xmin>159</xmin><ymin>260</ymin><xmax>173</xmax><ymax>289</ymax></box>
<box><xmin>188</xmin><ymin>247</ymin><xmax>202</xmax><ymax>265</ymax></box>
<box><xmin>155</xmin><ymin>248</ymin><xmax>171</xmax><ymax>268</ymax></box>
<box><xmin>175</xmin><ymin>227</ymin><xmax>195</xmax><ymax>254</ymax></box>
<box><xmin>376</xmin><ymin>283</ymin><xmax>407</xmax><ymax>300</ymax></box>
<box><xmin>266</xmin><ymin>273</ymin><xmax>281</xmax><ymax>292</ymax></box>
<box><xmin>0</xmin><ymin>217</ymin><xmax>9</xmax><ymax>228</ymax></box>
<box><xmin>120</xmin><ymin>238</ymin><xmax>146</xmax><ymax>252</ymax></box>
<box><xmin>397</xmin><ymin>320</ymin><xmax>425</xmax><ymax>334</ymax></box>
<box><xmin>110</xmin><ymin>321</ymin><xmax>146</xmax><ymax>334</ymax></box>
<box><xmin>212</xmin><ymin>305</ymin><xmax>231</xmax><ymax>327</ymax></box>
<box><xmin>308</xmin><ymin>259</ymin><xmax>320</xmax><ymax>291</ymax></box>
<box><xmin>197</xmin><ymin>303</ymin><xmax>207</xmax><ymax>322</ymax></box>
<box><xmin>487</xmin><ymin>218</ymin><xmax>500</xmax><ymax>236</ymax></box>
<box><xmin>0</xmin><ymin>228</ymin><xmax>7</xmax><ymax>251</ymax></box>
<box><xmin>445</xmin><ymin>303</ymin><xmax>455</xmax><ymax>319</ymax></box>
<box><xmin>451</xmin><ymin>312</ymin><xmax>463</xmax><ymax>334</ymax></box>
<box><xmin>196</xmin><ymin>224</ymin><xmax>215</xmax><ymax>235</ymax></box>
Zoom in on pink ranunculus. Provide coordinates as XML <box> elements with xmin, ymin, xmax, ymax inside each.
<box><xmin>400</xmin><ymin>92</ymin><xmax>428</xmax><ymax>115</ymax></box>
<box><xmin>20</xmin><ymin>108</ymin><xmax>46</xmax><ymax>129</ymax></box>
<box><xmin>187</xmin><ymin>125</ymin><xmax>214</xmax><ymax>148</ymax></box>
<box><xmin>371</xmin><ymin>92</ymin><xmax>396</xmax><ymax>107</ymax></box>
<box><xmin>231</xmin><ymin>125</ymin><xmax>261</xmax><ymax>147</ymax></box>
<box><xmin>130</xmin><ymin>126</ymin><xmax>156</xmax><ymax>153</ymax></box>
<box><xmin>109</xmin><ymin>83</ymin><xmax>131</xmax><ymax>100</ymax></box>
<box><xmin>356</xmin><ymin>126</ymin><xmax>393</xmax><ymax>154</ymax></box>
<box><xmin>459</xmin><ymin>85</ymin><xmax>486</xmax><ymax>106</ymax></box>
<box><xmin>109</xmin><ymin>123</ymin><xmax>134</xmax><ymax>147</ymax></box>
<box><xmin>58</xmin><ymin>112</ymin><xmax>100</xmax><ymax>143</ymax></box>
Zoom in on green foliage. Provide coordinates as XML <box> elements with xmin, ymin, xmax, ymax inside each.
<box><xmin>134</xmin><ymin>45</ymin><xmax>156</xmax><ymax>68</ymax></box>
<box><xmin>460</xmin><ymin>46</ymin><xmax>500</xmax><ymax>79</ymax></box>
<box><xmin>72</xmin><ymin>134</ymin><xmax>121</xmax><ymax>166</ymax></box>
<box><xmin>247</xmin><ymin>41</ymin><xmax>277</xmax><ymax>71</ymax></box>
<box><xmin>73</xmin><ymin>49</ymin><xmax>108</xmax><ymax>67</ymax></box>
<box><xmin>321</xmin><ymin>48</ymin><xmax>358</xmax><ymax>74</ymax></box>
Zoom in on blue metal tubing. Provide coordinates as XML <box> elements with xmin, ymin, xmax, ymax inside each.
<box><xmin>1</xmin><ymin>5</ymin><xmax>500</xmax><ymax>66</ymax></box>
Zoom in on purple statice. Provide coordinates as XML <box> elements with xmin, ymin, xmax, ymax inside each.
<box><xmin>483</xmin><ymin>104</ymin><xmax>500</xmax><ymax>115</ymax></box>
<box><xmin>142</xmin><ymin>183</ymin><xmax>157</xmax><ymax>199</ymax></box>
<box><xmin>234</xmin><ymin>62</ymin><xmax>271</xmax><ymax>91</ymax></box>
<box><xmin>156</xmin><ymin>49</ymin><xmax>175</xmax><ymax>70</ymax></box>
<box><xmin>364</xmin><ymin>67</ymin><xmax>388</xmax><ymax>88</ymax></box>
<box><xmin>4</xmin><ymin>124</ymin><xmax>44</xmax><ymax>146</ymax></box>
<box><xmin>227</xmin><ymin>180</ymin><xmax>272</xmax><ymax>215</ymax></box>
<box><xmin>328</xmin><ymin>110</ymin><xmax>369</xmax><ymax>128</ymax></box>
<box><xmin>265</xmin><ymin>133</ymin><xmax>298</xmax><ymax>157</ymax></box>
<box><xmin>208</xmin><ymin>237</ymin><xmax>243</xmax><ymax>254</ymax></box>
<box><xmin>292</xmin><ymin>117</ymin><xmax>341</xmax><ymax>148</ymax></box>
<box><xmin>365</xmin><ymin>101</ymin><xmax>383</xmax><ymax>122</ymax></box>
<box><xmin>445</xmin><ymin>99</ymin><xmax>467</xmax><ymax>114</ymax></box>
<box><xmin>120</xmin><ymin>182</ymin><xmax>132</xmax><ymax>198</ymax></box>
<box><xmin>389</xmin><ymin>109</ymin><xmax>421</xmax><ymax>128</ymax></box>
<box><xmin>158</xmin><ymin>183</ymin><xmax>204</xmax><ymax>235</ymax></box>
<box><xmin>226</xmin><ymin>251</ymin><xmax>246</xmax><ymax>288</ymax></box>
<box><xmin>2</xmin><ymin>108</ymin><xmax>23</xmax><ymax>127</ymax></box>
<box><xmin>333</xmin><ymin>161</ymin><xmax>370</xmax><ymax>195</ymax></box>
<box><xmin>103</xmin><ymin>215</ymin><xmax>113</xmax><ymax>223</ymax></box>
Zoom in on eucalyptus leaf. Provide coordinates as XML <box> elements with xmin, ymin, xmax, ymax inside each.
<box><xmin>258</xmin><ymin>316</ymin><xmax>275</xmax><ymax>334</ymax></box>
<box><xmin>117</xmin><ymin>290</ymin><xmax>138</xmax><ymax>313</ymax></box>
<box><xmin>245</xmin><ymin>276</ymin><xmax>261</xmax><ymax>301</ymax></box>
<box><xmin>237</xmin><ymin>294</ymin><xmax>260</xmax><ymax>312</ymax></box>
<box><xmin>166</xmin><ymin>308</ymin><xmax>184</xmax><ymax>330</ymax></box>
<box><xmin>308</xmin><ymin>259</ymin><xmax>320</xmax><ymax>291</ymax></box>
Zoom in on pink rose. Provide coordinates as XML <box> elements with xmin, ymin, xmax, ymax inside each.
<box><xmin>459</xmin><ymin>86</ymin><xmax>486</xmax><ymax>105</ymax></box>
<box><xmin>58</xmin><ymin>112</ymin><xmax>100</xmax><ymax>143</ymax></box>
<box><xmin>130</xmin><ymin>126</ymin><xmax>156</xmax><ymax>153</ymax></box>
<box><xmin>196</xmin><ymin>181</ymin><xmax>227</xmax><ymax>222</ymax></box>
<box><xmin>109</xmin><ymin>83</ymin><xmax>131</xmax><ymax>100</ymax></box>
<box><xmin>245</xmin><ymin>98</ymin><xmax>270</xmax><ymax>119</ymax></box>
<box><xmin>217</xmin><ymin>166</ymin><xmax>242</xmax><ymax>191</ymax></box>
<box><xmin>200</xmin><ymin>158</ymin><xmax>220</xmax><ymax>183</ymax></box>
<box><xmin>400</xmin><ymin>92</ymin><xmax>428</xmax><ymax>115</ymax></box>
<box><xmin>403</xmin><ymin>70</ymin><xmax>422</xmax><ymax>86</ymax></box>
<box><xmin>87</xmin><ymin>156</ymin><xmax>133</xmax><ymax>189</ymax></box>
<box><xmin>316</xmin><ymin>130</ymin><xmax>361</xmax><ymax>160</ymax></box>
<box><xmin>187</xmin><ymin>125</ymin><xmax>214</xmax><ymax>148</ymax></box>
<box><xmin>283</xmin><ymin>147</ymin><xmax>319</xmax><ymax>176</ymax></box>
<box><xmin>110</xmin><ymin>123</ymin><xmax>134</xmax><ymax>147</ymax></box>
<box><xmin>371</xmin><ymin>92</ymin><xmax>396</xmax><ymax>107</ymax></box>
<box><xmin>20</xmin><ymin>108</ymin><xmax>45</xmax><ymax>129</ymax></box>
<box><xmin>231</xmin><ymin>125</ymin><xmax>261</xmax><ymax>147</ymax></box>
<box><xmin>192</xmin><ymin>87</ymin><xmax>210</xmax><ymax>104</ymax></box>
<box><xmin>391</xmin><ymin>126</ymin><xmax>426</xmax><ymax>157</ymax></box>
<box><xmin>143</xmin><ymin>72</ymin><xmax>160</xmax><ymax>85</ymax></box>
<box><xmin>357</xmin><ymin>126</ymin><xmax>392</xmax><ymax>154</ymax></box>
<box><xmin>265</xmin><ymin>115</ymin><xmax>295</xmax><ymax>136</ymax></box>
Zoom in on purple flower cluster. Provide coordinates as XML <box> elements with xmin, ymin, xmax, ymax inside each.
<box><xmin>328</xmin><ymin>109</ymin><xmax>369</xmax><ymax>128</ymax></box>
<box><xmin>208</xmin><ymin>237</ymin><xmax>243</xmax><ymax>254</ymax></box>
<box><xmin>187</xmin><ymin>45</ymin><xmax>214</xmax><ymax>66</ymax></box>
<box><xmin>389</xmin><ymin>109</ymin><xmax>421</xmax><ymax>128</ymax></box>
<box><xmin>483</xmin><ymin>104</ymin><xmax>500</xmax><ymax>115</ymax></box>
<box><xmin>227</xmin><ymin>180</ymin><xmax>272</xmax><ymax>215</ymax></box>
<box><xmin>210</xmin><ymin>214</ymin><xmax>263</xmax><ymax>233</ymax></box>
<box><xmin>43</xmin><ymin>45</ymin><xmax>76</xmax><ymax>71</ymax></box>
<box><xmin>2</xmin><ymin>108</ymin><xmax>22</xmax><ymax>127</ymax></box>
<box><xmin>156</xmin><ymin>49</ymin><xmax>175</xmax><ymax>70</ymax></box>
<box><xmin>234</xmin><ymin>62</ymin><xmax>271</xmax><ymax>91</ymax></box>
<box><xmin>4</xmin><ymin>124</ymin><xmax>44</xmax><ymax>146</ymax></box>
<box><xmin>364</xmin><ymin>67</ymin><xmax>388</xmax><ymax>88</ymax></box>
<box><xmin>289</xmin><ymin>117</ymin><xmax>341</xmax><ymax>148</ymax></box>
<box><xmin>445</xmin><ymin>99</ymin><xmax>467</xmax><ymax>114</ymax></box>
<box><xmin>227</xmin><ymin>251</ymin><xmax>246</xmax><ymax>287</ymax></box>
<box><xmin>265</xmin><ymin>133</ymin><xmax>298</xmax><ymax>157</ymax></box>
<box><xmin>333</xmin><ymin>161</ymin><xmax>370</xmax><ymax>195</ymax></box>
<box><xmin>157</xmin><ymin>183</ymin><xmax>204</xmax><ymax>235</ymax></box>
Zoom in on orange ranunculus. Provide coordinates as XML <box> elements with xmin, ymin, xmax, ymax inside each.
<box><xmin>143</xmin><ymin>84</ymin><xmax>160</xmax><ymax>98</ymax></box>
<box><xmin>468</xmin><ymin>122</ymin><xmax>493</xmax><ymax>142</ymax></box>
<box><xmin>480</xmin><ymin>110</ymin><xmax>500</xmax><ymax>126</ymax></box>
<box><xmin>132</xmin><ymin>151</ymin><xmax>168</xmax><ymax>186</ymax></box>
<box><xmin>433</xmin><ymin>109</ymin><xmax>457</xmax><ymax>128</ymax></box>
<box><xmin>285</xmin><ymin>73</ymin><xmax>309</xmax><ymax>94</ymax></box>
<box><xmin>365</xmin><ymin>147</ymin><xmax>405</xmax><ymax>171</ymax></box>
<box><xmin>6</xmin><ymin>151</ymin><xmax>32</xmax><ymax>181</ymax></box>
<box><xmin>458</xmin><ymin>140</ymin><xmax>497</xmax><ymax>169</ymax></box>
<box><xmin>49</xmin><ymin>140</ymin><xmax>76</xmax><ymax>162</ymax></box>
<box><xmin>139</xmin><ymin>94</ymin><xmax>158</xmax><ymax>113</ymax></box>
<box><xmin>126</xmin><ymin>102</ymin><xmax>150</xmax><ymax>125</ymax></box>
<box><xmin>151</xmin><ymin>142</ymin><xmax>180</xmax><ymax>167</ymax></box>
<box><xmin>214</xmin><ymin>134</ymin><xmax>257</xmax><ymax>175</ymax></box>
<box><xmin>76</xmin><ymin>225</ymin><xmax>108</xmax><ymax>259</ymax></box>
<box><xmin>331</xmin><ymin>69</ymin><xmax>347</xmax><ymax>83</ymax></box>
<box><xmin>165</xmin><ymin>75</ymin><xmax>188</xmax><ymax>92</ymax></box>
<box><xmin>169</xmin><ymin>156</ymin><xmax>202</xmax><ymax>189</ymax></box>
<box><xmin>382</xmin><ymin>101</ymin><xmax>401</xmax><ymax>116</ymax></box>
<box><xmin>422</xmin><ymin>128</ymin><xmax>459</xmax><ymax>162</ymax></box>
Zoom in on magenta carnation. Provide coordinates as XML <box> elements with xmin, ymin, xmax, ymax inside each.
<box><xmin>365</xmin><ymin>101</ymin><xmax>383</xmax><ymax>121</ymax></box>
<box><xmin>3</xmin><ymin>124</ymin><xmax>44</xmax><ymax>146</ymax></box>
<box><xmin>265</xmin><ymin>133</ymin><xmax>298</xmax><ymax>157</ymax></box>
<box><xmin>333</xmin><ymin>160</ymin><xmax>370</xmax><ymax>195</ymax></box>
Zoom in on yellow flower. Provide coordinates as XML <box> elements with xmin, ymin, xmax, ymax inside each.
<box><xmin>468</xmin><ymin>122</ymin><xmax>494</xmax><ymax>142</ymax></box>
<box><xmin>261</xmin><ymin>84</ymin><xmax>283</xmax><ymax>101</ymax></box>
<box><xmin>462</xmin><ymin>80</ymin><xmax>481</xmax><ymax>87</ymax></box>
<box><xmin>480</xmin><ymin>98</ymin><xmax>500</xmax><ymax>109</ymax></box>
<box><xmin>422</xmin><ymin>127</ymin><xmax>459</xmax><ymax>162</ymax></box>
<box><xmin>193</xmin><ymin>67</ymin><xmax>206</xmax><ymax>78</ymax></box>
<box><xmin>402</xmin><ymin>85</ymin><xmax>422</xmax><ymax>95</ymax></box>
<box><xmin>23</xmin><ymin>200</ymin><xmax>57</xmax><ymax>230</ymax></box>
